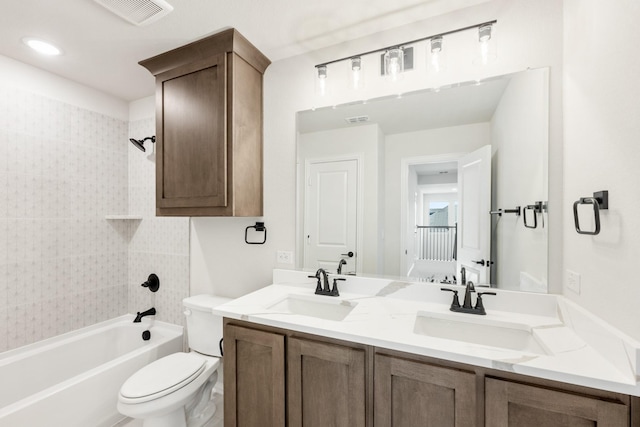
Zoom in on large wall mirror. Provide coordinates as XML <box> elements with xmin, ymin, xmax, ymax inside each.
<box><xmin>296</xmin><ymin>67</ymin><xmax>549</xmax><ymax>293</ymax></box>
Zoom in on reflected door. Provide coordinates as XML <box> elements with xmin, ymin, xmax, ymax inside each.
<box><xmin>457</xmin><ymin>145</ymin><xmax>491</xmax><ymax>284</ymax></box>
<box><xmin>304</xmin><ymin>159</ymin><xmax>358</xmax><ymax>273</ymax></box>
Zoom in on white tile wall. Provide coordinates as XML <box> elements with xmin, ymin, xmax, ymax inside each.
<box><xmin>0</xmin><ymin>85</ymin><xmax>129</xmax><ymax>352</ymax></box>
<box><xmin>127</xmin><ymin>117</ymin><xmax>189</xmax><ymax>328</ymax></box>
<box><xmin>0</xmin><ymin>85</ymin><xmax>191</xmax><ymax>352</ymax></box>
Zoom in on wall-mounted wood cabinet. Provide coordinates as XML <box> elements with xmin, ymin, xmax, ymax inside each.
<box><xmin>224</xmin><ymin>319</ymin><xmax>638</xmax><ymax>427</ymax></box>
<box><xmin>140</xmin><ymin>29</ymin><xmax>270</xmax><ymax>216</ymax></box>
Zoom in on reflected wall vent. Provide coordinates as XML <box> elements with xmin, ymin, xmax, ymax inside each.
<box><xmin>344</xmin><ymin>115</ymin><xmax>370</xmax><ymax>125</ymax></box>
<box><xmin>94</xmin><ymin>0</ymin><xmax>174</xmax><ymax>26</ymax></box>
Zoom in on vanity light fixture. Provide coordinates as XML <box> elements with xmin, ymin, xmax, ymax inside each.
<box><xmin>313</xmin><ymin>20</ymin><xmax>496</xmax><ymax>93</ymax></box>
<box><xmin>22</xmin><ymin>38</ymin><xmax>61</xmax><ymax>56</ymax></box>
<box><xmin>428</xmin><ymin>36</ymin><xmax>444</xmax><ymax>73</ymax></box>
<box><xmin>316</xmin><ymin>65</ymin><xmax>328</xmax><ymax>96</ymax></box>
<box><xmin>384</xmin><ymin>47</ymin><xmax>405</xmax><ymax>81</ymax></box>
<box><xmin>349</xmin><ymin>56</ymin><xmax>363</xmax><ymax>90</ymax></box>
<box><xmin>476</xmin><ymin>23</ymin><xmax>496</xmax><ymax>65</ymax></box>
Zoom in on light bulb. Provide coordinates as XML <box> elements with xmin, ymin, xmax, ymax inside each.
<box><xmin>476</xmin><ymin>24</ymin><xmax>496</xmax><ymax>66</ymax></box>
<box><xmin>23</xmin><ymin>38</ymin><xmax>61</xmax><ymax>56</ymax></box>
<box><xmin>480</xmin><ymin>41</ymin><xmax>489</xmax><ymax>65</ymax></box>
<box><xmin>316</xmin><ymin>65</ymin><xmax>327</xmax><ymax>96</ymax></box>
<box><xmin>429</xmin><ymin>37</ymin><xmax>443</xmax><ymax>73</ymax></box>
<box><xmin>349</xmin><ymin>56</ymin><xmax>363</xmax><ymax>90</ymax></box>
<box><xmin>384</xmin><ymin>47</ymin><xmax>404</xmax><ymax>82</ymax></box>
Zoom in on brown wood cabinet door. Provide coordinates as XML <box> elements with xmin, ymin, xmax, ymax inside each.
<box><xmin>156</xmin><ymin>53</ymin><xmax>228</xmax><ymax>210</ymax></box>
<box><xmin>287</xmin><ymin>336</ymin><xmax>367</xmax><ymax>427</ymax></box>
<box><xmin>374</xmin><ymin>354</ymin><xmax>477</xmax><ymax>427</ymax></box>
<box><xmin>224</xmin><ymin>324</ymin><xmax>285</xmax><ymax>427</ymax></box>
<box><xmin>485</xmin><ymin>377</ymin><xmax>629</xmax><ymax>426</ymax></box>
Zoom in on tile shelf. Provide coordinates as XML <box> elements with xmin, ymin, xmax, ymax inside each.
<box><xmin>105</xmin><ymin>215</ymin><xmax>143</xmax><ymax>220</ymax></box>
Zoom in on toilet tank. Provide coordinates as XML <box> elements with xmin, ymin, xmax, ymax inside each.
<box><xmin>183</xmin><ymin>294</ymin><xmax>231</xmax><ymax>357</ymax></box>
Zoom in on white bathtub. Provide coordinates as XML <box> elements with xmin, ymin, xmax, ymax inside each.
<box><xmin>0</xmin><ymin>315</ymin><xmax>183</xmax><ymax>427</ymax></box>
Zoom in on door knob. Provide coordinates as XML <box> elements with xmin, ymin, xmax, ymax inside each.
<box><xmin>472</xmin><ymin>259</ymin><xmax>485</xmax><ymax>266</ymax></box>
<box><xmin>341</xmin><ymin>251</ymin><xmax>354</xmax><ymax>258</ymax></box>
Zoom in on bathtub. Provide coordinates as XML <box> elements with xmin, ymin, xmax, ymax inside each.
<box><xmin>0</xmin><ymin>315</ymin><xmax>183</xmax><ymax>427</ymax></box>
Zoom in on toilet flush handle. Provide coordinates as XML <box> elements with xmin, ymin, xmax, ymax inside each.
<box><xmin>183</xmin><ymin>309</ymin><xmax>192</xmax><ymax>316</ymax></box>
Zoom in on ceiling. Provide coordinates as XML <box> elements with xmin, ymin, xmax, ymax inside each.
<box><xmin>297</xmin><ymin>76</ymin><xmax>510</xmax><ymax>135</ymax></box>
<box><xmin>1</xmin><ymin>0</ymin><xmax>490</xmax><ymax>101</ymax></box>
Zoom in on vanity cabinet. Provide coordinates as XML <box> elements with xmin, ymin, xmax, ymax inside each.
<box><xmin>288</xmin><ymin>337</ymin><xmax>368</xmax><ymax>427</ymax></box>
<box><xmin>223</xmin><ymin>321</ymin><xmax>370</xmax><ymax>427</ymax></box>
<box><xmin>485</xmin><ymin>377</ymin><xmax>629</xmax><ymax>426</ymax></box>
<box><xmin>224</xmin><ymin>320</ymin><xmax>637</xmax><ymax>427</ymax></box>
<box><xmin>374</xmin><ymin>354</ymin><xmax>477</xmax><ymax>427</ymax></box>
<box><xmin>139</xmin><ymin>29</ymin><xmax>270</xmax><ymax>216</ymax></box>
<box><xmin>223</xmin><ymin>325</ymin><xmax>285</xmax><ymax>427</ymax></box>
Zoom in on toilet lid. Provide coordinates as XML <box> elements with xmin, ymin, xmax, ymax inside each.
<box><xmin>120</xmin><ymin>352</ymin><xmax>206</xmax><ymax>401</ymax></box>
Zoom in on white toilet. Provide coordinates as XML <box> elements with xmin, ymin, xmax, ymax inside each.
<box><xmin>118</xmin><ymin>295</ymin><xmax>231</xmax><ymax>427</ymax></box>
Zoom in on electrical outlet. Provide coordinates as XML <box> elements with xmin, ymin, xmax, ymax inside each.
<box><xmin>277</xmin><ymin>250</ymin><xmax>294</xmax><ymax>264</ymax></box>
<box><xmin>566</xmin><ymin>269</ymin><xmax>581</xmax><ymax>294</ymax></box>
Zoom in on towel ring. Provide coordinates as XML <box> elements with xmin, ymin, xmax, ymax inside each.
<box><xmin>245</xmin><ymin>222</ymin><xmax>267</xmax><ymax>244</ymax></box>
<box><xmin>573</xmin><ymin>191</ymin><xmax>608</xmax><ymax>236</ymax></box>
<box><xmin>523</xmin><ymin>201</ymin><xmax>544</xmax><ymax>229</ymax></box>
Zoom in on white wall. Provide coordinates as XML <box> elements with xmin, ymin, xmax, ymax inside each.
<box><xmin>0</xmin><ymin>55</ymin><xmax>128</xmax><ymax>121</ymax></box>
<box><xmin>190</xmin><ymin>0</ymin><xmax>564</xmax><ymax>298</ymax></box>
<box><xmin>563</xmin><ymin>0</ymin><xmax>640</xmax><ymax>340</ymax></box>
<box><xmin>491</xmin><ymin>69</ymin><xmax>549</xmax><ymax>291</ymax></box>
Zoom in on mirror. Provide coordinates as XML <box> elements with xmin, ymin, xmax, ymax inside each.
<box><xmin>296</xmin><ymin>68</ymin><xmax>549</xmax><ymax>292</ymax></box>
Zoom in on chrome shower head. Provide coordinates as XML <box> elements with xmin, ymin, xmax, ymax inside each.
<box><xmin>129</xmin><ymin>136</ymin><xmax>155</xmax><ymax>152</ymax></box>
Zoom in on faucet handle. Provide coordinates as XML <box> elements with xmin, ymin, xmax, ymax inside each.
<box><xmin>440</xmin><ymin>288</ymin><xmax>461</xmax><ymax>309</ymax></box>
<box><xmin>331</xmin><ymin>278</ymin><xmax>345</xmax><ymax>296</ymax></box>
<box><xmin>474</xmin><ymin>292</ymin><xmax>496</xmax><ymax>315</ymax></box>
<box><xmin>308</xmin><ymin>274</ymin><xmax>322</xmax><ymax>293</ymax></box>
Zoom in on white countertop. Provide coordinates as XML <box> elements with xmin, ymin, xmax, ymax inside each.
<box><xmin>214</xmin><ymin>269</ymin><xmax>640</xmax><ymax>396</ymax></box>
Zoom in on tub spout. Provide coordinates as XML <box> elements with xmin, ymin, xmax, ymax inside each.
<box><xmin>133</xmin><ymin>307</ymin><xmax>156</xmax><ymax>323</ymax></box>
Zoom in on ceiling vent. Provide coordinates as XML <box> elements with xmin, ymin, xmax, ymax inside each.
<box><xmin>344</xmin><ymin>115</ymin><xmax>370</xmax><ymax>125</ymax></box>
<box><xmin>94</xmin><ymin>0</ymin><xmax>174</xmax><ymax>26</ymax></box>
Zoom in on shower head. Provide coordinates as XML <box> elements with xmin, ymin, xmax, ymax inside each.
<box><xmin>129</xmin><ymin>136</ymin><xmax>155</xmax><ymax>152</ymax></box>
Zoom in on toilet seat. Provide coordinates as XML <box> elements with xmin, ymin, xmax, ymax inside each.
<box><xmin>120</xmin><ymin>353</ymin><xmax>206</xmax><ymax>404</ymax></box>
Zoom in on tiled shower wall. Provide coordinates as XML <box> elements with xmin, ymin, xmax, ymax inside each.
<box><xmin>127</xmin><ymin>117</ymin><xmax>189</xmax><ymax>327</ymax></box>
<box><xmin>0</xmin><ymin>85</ymin><xmax>129</xmax><ymax>352</ymax></box>
<box><xmin>0</xmin><ymin>87</ymin><xmax>190</xmax><ymax>353</ymax></box>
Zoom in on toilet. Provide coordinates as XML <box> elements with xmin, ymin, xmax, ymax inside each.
<box><xmin>118</xmin><ymin>295</ymin><xmax>231</xmax><ymax>427</ymax></box>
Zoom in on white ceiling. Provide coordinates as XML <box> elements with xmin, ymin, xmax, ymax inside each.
<box><xmin>1</xmin><ymin>0</ymin><xmax>490</xmax><ymax>101</ymax></box>
<box><xmin>297</xmin><ymin>76</ymin><xmax>510</xmax><ymax>135</ymax></box>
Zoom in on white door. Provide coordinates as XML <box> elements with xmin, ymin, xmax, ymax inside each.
<box><xmin>304</xmin><ymin>159</ymin><xmax>358</xmax><ymax>274</ymax></box>
<box><xmin>457</xmin><ymin>145</ymin><xmax>491</xmax><ymax>285</ymax></box>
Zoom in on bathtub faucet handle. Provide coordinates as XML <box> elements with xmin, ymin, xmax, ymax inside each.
<box><xmin>134</xmin><ymin>307</ymin><xmax>156</xmax><ymax>323</ymax></box>
<box><xmin>141</xmin><ymin>274</ymin><xmax>160</xmax><ymax>292</ymax></box>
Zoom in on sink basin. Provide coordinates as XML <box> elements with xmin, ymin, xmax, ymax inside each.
<box><xmin>266</xmin><ymin>294</ymin><xmax>357</xmax><ymax>321</ymax></box>
<box><xmin>413</xmin><ymin>311</ymin><xmax>549</xmax><ymax>355</ymax></box>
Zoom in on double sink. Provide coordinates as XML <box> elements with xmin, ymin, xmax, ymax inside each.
<box><xmin>265</xmin><ymin>292</ymin><xmax>552</xmax><ymax>356</ymax></box>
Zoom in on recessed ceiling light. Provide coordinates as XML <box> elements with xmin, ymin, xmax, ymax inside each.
<box><xmin>22</xmin><ymin>38</ymin><xmax>62</xmax><ymax>56</ymax></box>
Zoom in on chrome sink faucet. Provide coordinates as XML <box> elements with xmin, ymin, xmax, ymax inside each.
<box><xmin>337</xmin><ymin>259</ymin><xmax>347</xmax><ymax>274</ymax></box>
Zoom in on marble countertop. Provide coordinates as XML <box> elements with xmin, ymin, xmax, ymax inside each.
<box><xmin>214</xmin><ymin>269</ymin><xmax>640</xmax><ymax>396</ymax></box>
